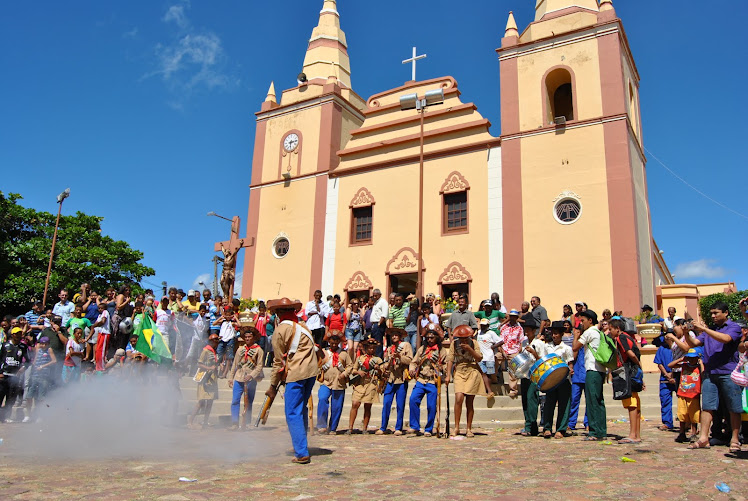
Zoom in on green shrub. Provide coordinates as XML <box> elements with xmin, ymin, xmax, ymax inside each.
<box><xmin>698</xmin><ymin>290</ymin><xmax>748</xmax><ymax>326</ymax></box>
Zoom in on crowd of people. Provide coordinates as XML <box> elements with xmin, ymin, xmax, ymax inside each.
<box><xmin>2</xmin><ymin>283</ymin><xmax>747</xmax><ymax>465</ymax></box>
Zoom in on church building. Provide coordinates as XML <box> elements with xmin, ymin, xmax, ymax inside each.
<box><xmin>239</xmin><ymin>0</ymin><xmax>674</xmax><ymax>317</ymax></box>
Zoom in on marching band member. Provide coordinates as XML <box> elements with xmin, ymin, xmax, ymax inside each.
<box><xmin>316</xmin><ymin>331</ymin><xmax>351</xmax><ymax>435</ymax></box>
<box><xmin>228</xmin><ymin>323</ymin><xmax>264</xmax><ymax>430</ymax></box>
<box><xmin>520</xmin><ymin>317</ymin><xmax>546</xmax><ymax>436</ymax></box>
<box><xmin>408</xmin><ymin>323</ymin><xmax>446</xmax><ymax>436</ymax></box>
<box><xmin>377</xmin><ymin>327</ymin><xmax>413</xmax><ymax>436</ymax></box>
<box><xmin>266</xmin><ymin>298</ymin><xmax>319</xmax><ymax>465</ymax></box>
<box><xmin>541</xmin><ymin>321</ymin><xmax>574</xmax><ymax>438</ymax></box>
<box><xmin>346</xmin><ymin>338</ymin><xmax>382</xmax><ymax>435</ymax></box>
<box><xmin>445</xmin><ymin>324</ymin><xmax>483</xmax><ymax>437</ymax></box>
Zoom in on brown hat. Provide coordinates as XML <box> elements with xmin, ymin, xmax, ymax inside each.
<box><xmin>425</xmin><ymin>323</ymin><xmax>443</xmax><ymax>339</ymax></box>
<box><xmin>208</xmin><ymin>333</ymin><xmax>220</xmax><ymax>341</ymax></box>
<box><xmin>242</xmin><ymin>321</ymin><xmax>260</xmax><ymax>335</ymax></box>
<box><xmin>362</xmin><ymin>337</ymin><xmax>381</xmax><ymax>346</ymax></box>
<box><xmin>385</xmin><ymin>327</ymin><xmax>407</xmax><ymax>337</ymax></box>
<box><xmin>267</xmin><ymin>297</ymin><xmax>302</xmax><ymax>312</ymax></box>
<box><xmin>452</xmin><ymin>325</ymin><xmax>474</xmax><ymax>338</ymax></box>
<box><xmin>327</xmin><ymin>329</ymin><xmax>343</xmax><ymax>341</ymax></box>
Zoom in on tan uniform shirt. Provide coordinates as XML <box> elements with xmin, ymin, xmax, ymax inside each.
<box><xmin>320</xmin><ymin>348</ymin><xmax>351</xmax><ymax>390</ymax></box>
<box><xmin>383</xmin><ymin>341</ymin><xmax>413</xmax><ymax>384</ymax></box>
<box><xmin>346</xmin><ymin>355</ymin><xmax>383</xmax><ymax>386</ymax></box>
<box><xmin>270</xmin><ymin>320</ymin><xmax>319</xmax><ymax>385</ymax></box>
<box><xmin>229</xmin><ymin>344</ymin><xmax>265</xmax><ymax>383</ymax></box>
<box><xmin>410</xmin><ymin>345</ymin><xmax>447</xmax><ymax>384</ymax></box>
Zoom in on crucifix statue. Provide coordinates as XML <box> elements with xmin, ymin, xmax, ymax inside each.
<box><xmin>402</xmin><ymin>46</ymin><xmax>427</xmax><ymax>81</ymax></box>
<box><xmin>213</xmin><ymin>216</ymin><xmax>250</xmax><ymax>301</ymax></box>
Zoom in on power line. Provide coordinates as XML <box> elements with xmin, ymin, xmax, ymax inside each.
<box><xmin>645</xmin><ymin>146</ymin><xmax>748</xmax><ymax>222</ymax></box>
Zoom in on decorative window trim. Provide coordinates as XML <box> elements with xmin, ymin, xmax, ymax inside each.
<box><xmin>349</xmin><ymin>187</ymin><xmax>376</xmax><ymax>208</ymax></box>
<box><xmin>271</xmin><ymin>232</ymin><xmax>290</xmax><ymax>258</ymax></box>
<box><xmin>385</xmin><ymin>247</ymin><xmax>424</xmax><ymax>275</ymax></box>
<box><xmin>437</xmin><ymin>261</ymin><xmax>473</xmax><ymax>285</ymax></box>
<box><xmin>344</xmin><ymin>271</ymin><xmax>373</xmax><ymax>292</ymax></box>
<box><xmin>439</xmin><ymin>171</ymin><xmax>470</xmax><ymax>195</ymax></box>
<box><xmin>552</xmin><ymin>190</ymin><xmax>582</xmax><ymax>225</ymax></box>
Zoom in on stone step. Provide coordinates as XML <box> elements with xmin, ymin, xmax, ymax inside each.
<box><xmin>178</xmin><ymin>372</ymin><xmax>674</xmax><ymax>430</ymax></box>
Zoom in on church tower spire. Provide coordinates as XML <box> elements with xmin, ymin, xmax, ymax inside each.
<box><xmin>504</xmin><ymin>11</ymin><xmax>519</xmax><ymax>38</ymax></box>
<box><xmin>534</xmin><ymin>0</ymin><xmax>599</xmax><ymax>21</ymax></box>
<box><xmin>301</xmin><ymin>0</ymin><xmax>352</xmax><ymax>88</ymax></box>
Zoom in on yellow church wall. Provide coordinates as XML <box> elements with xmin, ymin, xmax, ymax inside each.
<box><xmin>629</xmin><ymin>136</ymin><xmax>655</xmax><ymax>307</ymax></box>
<box><xmin>522</xmin><ymin>11</ymin><xmax>600</xmax><ymax>43</ymax></box>
<box><xmin>259</xmin><ymin>106</ymin><xmax>322</xmax><ymax>184</ymax></box>
<box><xmin>518</xmin><ymin>125</ymin><xmax>615</xmax><ymax>316</ymax></box>
<box><xmin>621</xmin><ymin>56</ymin><xmax>642</xmax><ymax>142</ymax></box>
<box><xmin>251</xmin><ymin>177</ymin><xmax>319</xmax><ymax>298</ymax></box>
<box><xmin>516</xmin><ymin>37</ymin><xmax>603</xmax><ymax>131</ymax></box>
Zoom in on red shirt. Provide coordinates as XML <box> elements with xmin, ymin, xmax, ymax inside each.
<box><xmin>326</xmin><ymin>311</ymin><xmax>346</xmax><ymax>331</ymax></box>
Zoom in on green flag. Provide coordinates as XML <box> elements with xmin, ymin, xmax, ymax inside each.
<box><xmin>134</xmin><ymin>313</ymin><xmax>172</xmax><ymax>364</ymax></box>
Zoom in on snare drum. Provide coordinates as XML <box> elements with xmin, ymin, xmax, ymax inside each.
<box><xmin>508</xmin><ymin>351</ymin><xmax>534</xmax><ymax>379</ymax></box>
<box><xmin>530</xmin><ymin>354</ymin><xmax>570</xmax><ymax>392</ymax></box>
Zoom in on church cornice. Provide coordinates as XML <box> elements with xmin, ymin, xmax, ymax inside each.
<box><xmin>350</xmin><ymin>103</ymin><xmax>477</xmax><ymax>137</ymax></box>
<box><xmin>366</xmin><ymin>76</ymin><xmax>458</xmax><ymax>110</ymax></box>
<box><xmin>255</xmin><ymin>91</ymin><xmax>365</xmax><ymax>123</ymax></box>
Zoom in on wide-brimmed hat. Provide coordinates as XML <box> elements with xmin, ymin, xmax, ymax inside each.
<box><xmin>241</xmin><ymin>321</ymin><xmax>260</xmax><ymax>335</ymax></box>
<box><xmin>362</xmin><ymin>337</ymin><xmax>381</xmax><ymax>346</ymax></box>
<box><xmin>267</xmin><ymin>297</ymin><xmax>302</xmax><ymax>312</ymax></box>
<box><xmin>327</xmin><ymin>329</ymin><xmax>343</xmax><ymax>340</ymax></box>
<box><xmin>425</xmin><ymin>323</ymin><xmax>443</xmax><ymax>338</ymax></box>
<box><xmin>452</xmin><ymin>325</ymin><xmax>474</xmax><ymax>338</ymax></box>
<box><xmin>550</xmin><ymin>321</ymin><xmax>566</xmax><ymax>331</ymax></box>
<box><xmin>641</xmin><ymin>304</ymin><xmax>653</xmax><ymax>312</ymax></box>
<box><xmin>386</xmin><ymin>327</ymin><xmax>407</xmax><ymax>337</ymax></box>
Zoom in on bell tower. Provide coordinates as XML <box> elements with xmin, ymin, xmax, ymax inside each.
<box><xmin>498</xmin><ymin>0</ymin><xmax>653</xmax><ymax>316</ymax></box>
<box><xmin>241</xmin><ymin>0</ymin><xmax>366</xmax><ymax>299</ymax></box>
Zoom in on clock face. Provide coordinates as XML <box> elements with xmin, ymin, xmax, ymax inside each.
<box><xmin>283</xmin><ymin>133</ymin><xmax>299</xmax><ymax>152</ymax></box>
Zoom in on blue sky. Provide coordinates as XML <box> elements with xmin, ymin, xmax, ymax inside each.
<box><xmin>1</xmin><ymin>0</ymin><xmax>746</xmax><ymax>299</ymax></box>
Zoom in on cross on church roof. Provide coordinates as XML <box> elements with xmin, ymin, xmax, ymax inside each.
<box><xmin>402</xmin><ymin>46</ymin><xmax>426</xmax><ymax>82</ymax></box>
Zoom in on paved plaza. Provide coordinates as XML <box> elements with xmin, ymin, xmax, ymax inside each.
<box><xmin>1</xmin><ymin>406</ymin><xmax>746</xmax><ymax>500</ymax></box>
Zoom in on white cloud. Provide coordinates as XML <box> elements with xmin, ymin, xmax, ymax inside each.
<box><xmin>123</xmin><ymin>27</ymin><xmax>139</xmax><ymax>39</ymax></box>
<box><xmin>192</xmin><ymin>273</ymin><xmax>211</xmax><ymax>289</ymax></box>
<box><xmin>142</xmin><ymin>1</ymin><xmax>236</xmax><ymax>106</ymax></box>
<box><xmin>672</xmin><ymin>259</ymin><xmax>728</xmax><ymax>280</ymax></box>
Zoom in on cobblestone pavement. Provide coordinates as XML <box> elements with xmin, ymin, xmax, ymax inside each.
<box><xmin>1</xmin><ymin>421</ymin><xmax>746</xmax><ymax>500</ymax></box>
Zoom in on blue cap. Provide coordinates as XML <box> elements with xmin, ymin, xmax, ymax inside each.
<box><xmin>509</xmin><ymin>309</ymin><xmax>520</xmax><ymax>316</ymax></box>
<box><xmin>686</xmin><ymin>347</ymin><xmax>703</xmax><ymax>358</ymax></box>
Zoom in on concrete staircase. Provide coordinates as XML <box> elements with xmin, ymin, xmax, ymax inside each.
<box><xmin>179</xmin><ymin>370</ymin><xmax>673</xmax><ymax>431</ymax></box>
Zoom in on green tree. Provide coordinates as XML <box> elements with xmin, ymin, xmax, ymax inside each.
<box><xmin>698</xmin><ymin>289</ymin><xmax>748</xmax><ymax>326</ymax></box>
<box><xmin>0</xmin><ymin>192</ymin><xmax>155</xmax><ymax>314</ymax></box>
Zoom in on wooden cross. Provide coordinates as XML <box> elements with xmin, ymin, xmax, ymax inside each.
<box><xmin>402</xmin><ymin>46</ymin><xmax>426</xmax><ymax>81</ymax></box>
<box><xmin>213</xmin><ymin>216</ymin><xmax>252</xmax><ymax>300</ymax></box>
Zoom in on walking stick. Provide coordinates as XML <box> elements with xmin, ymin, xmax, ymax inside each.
<box><xmin>308</xmin><ymin>395</ymin><xmax>315</xmax><ymax>432</ymax></box>
<box><xmin>445</xmin><ymin>377</ymin><xmax>451</xmax><ymax>439</ymax></box>
<box><xmin>435</xmin><ymin>374</ymin><xmax>441</xmax><ymax>437</ymax></box>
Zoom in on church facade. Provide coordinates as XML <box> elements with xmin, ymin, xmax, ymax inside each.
<box><xmin>239</xmin><ymin>0</ymin><xmax>674</xmax><ymax>317</ymax></box>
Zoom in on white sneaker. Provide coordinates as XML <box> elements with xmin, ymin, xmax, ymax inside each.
<box><xmin>22</xmin><ymin>416</ymin><xmax>31</xmax><ymax>423</ymax></box>
<box><xmin>4</xmin><ymin>419</ymin><xmax>13</xmax><ymax>423</ymax></box>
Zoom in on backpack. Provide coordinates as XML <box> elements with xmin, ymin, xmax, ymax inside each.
<box><xmin>589</xmin><ymin>327</ymin><xmax>617</xmax><ymax>370</ymax></box>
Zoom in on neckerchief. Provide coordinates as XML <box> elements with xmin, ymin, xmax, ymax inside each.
<box><xmin>204</xmin><ymin>344</ymin><xmax>218</xmax><ymax>363</ymax></box>
<box><xmin>331</xmin><ymin>349</ymin><xmax>340</xmax><ymax>368</ymax></box>
<box><xmin>424</xmin><ymin>344</ymin><xmax>439</xmax><ymax>359</ymax></box>
<box><xmin>244</xmin><ymin>343</ymin><xmax>260</xmax><ymax>362</ymax></box>
<box><xmin>362</xmin><ymin>354</ymin><xmax>371</xmax><ymax>371</ymax></box>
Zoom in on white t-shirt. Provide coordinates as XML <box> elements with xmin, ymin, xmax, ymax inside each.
<box><xmin>96</xmin><ymin>310</ymin><xmax>111</xmax><ymax>335</ymax></box>
<box><xmin>370</xmin><ymin>298</ymin><xmax>389</xmax><ymax>324</ymax></box>
<box><xmin>476</xmin><ymin>330</ymin><xmax>501</xmax><ymax>362</ymax></box>
<box><xmin>579</xmin><ymin>326</ymin><xmax>606</xmax><ymax>372</ymax></box>
<box><xmin>156</xmin><ymin>308</ymin><xmax>174</xmax><ymax>336</ymax></box>
<box><xmin>305</xmin><ymin>301</ymin><xmax>330</xmax><ymax>330</ymax></box>
<box><xmin>65</xmin><ymin>338</ymin><xmax>84</xmax><ymax>368</ymax></box>
<box><xmin>219</xmin><ymin>321</ymin><xmax>236</xmax><ymax>342</ymax></box>
<box><xmin>529</xmin><ymin>337</ymin><xmax>548</xmax><ymax>360</ymax></box>
<box><xmin>547</xmin><ymin>341</ymin><xmax>574</xmax><ymax>364</ymax></box>
<box><xmin>419</xmin><ymin>313</ymin><xmax>440</xmax><ymax>328</ymax></box>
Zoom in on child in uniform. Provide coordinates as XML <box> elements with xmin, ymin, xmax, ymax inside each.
<box><xmin>228</xmin><ymin>324</ymin><xmax>264</xmax><ymax>429</ymax></box>
<box><xmin>316</xmin><ymin>332</ymin><xmax>351</xmax><ymax>434</ymax></box>
<box><xmin>542</xmin><ymin>321</ymin><xmax>574</xmax><ymax>438</ymax></box>
<box><xmin>408</xmin><ymin>323</ymin><xmax>447</xmax><ymax>437</ymax></box>
<box><xmin>188</xmin><ymin>333</ymin><xmax>220</xmax><ymax>429</ymax></box>
<box><xmin>377</xmin><ymin>327</ymin><xmax>413</xmax><ymax>436</ymax></box>
<box><xmin>346</xmin><ymin>338</ymin><xmax>382</xmax><ymax>434</ymax></box>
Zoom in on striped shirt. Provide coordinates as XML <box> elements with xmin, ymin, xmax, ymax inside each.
<box><xmin>388</xmin><ymin>305</ymin><xmax>408</xmax><ymax>328</ymax></box>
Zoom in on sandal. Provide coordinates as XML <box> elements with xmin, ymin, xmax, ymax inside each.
<box><xmin>618</xmin><ymin>438</ymin><xmax>641</xmax><ymax>444</ymax></box>
<box><xmin>543</xmin><ymin>431</ymin><xmax>552</xmax><ymax>439</ymax></box>
<box><xmin>729</xmin><ymin>442</ymin><xmax>741</xmax><ymax>453</ymax></box>
<box><xmin>520</xmin><ymin>431</ymin><xmax>530</xmax><ymax>437</ymax></box>
<box><xmin>687</xmin><ymin>439</ymin><xmax>710</xmax><ymax>449</ymax></box>
<box><xmin>554</xmin><ymin>432</ymin><xmax>564</xmax><ymax>439</ymax></box>
<box><xmin>466</xmin><ymin>431</ymin><xmax>474</xmax><ymax>438</ymax></box>
<box><xmin>582</xmin><ymin>436</ymin><xmax>599</xmax><ymax>441</ymax></box>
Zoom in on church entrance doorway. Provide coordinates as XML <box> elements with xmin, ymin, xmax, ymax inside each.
<box><xmin>389</xmin><ymin>273</ymin><xmax>417</xmax><ymax>298</ymax></box>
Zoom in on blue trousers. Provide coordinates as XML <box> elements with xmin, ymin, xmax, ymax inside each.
<box><xmin>568</xmin><ymin>382</ymin><xmax>589</xmax><ymax>429</ymax></box>
<box><xmin>381</xmin><ymin>381</ymin><xmax>408</xmax><ymax>431</ymax></box>
<box><xmin>408</xmin><ymin>381</ymin><xmax>438</xmax><ymax>433</ymax></box>
<box><xmin>285</xmin><ymin>377</ymin><xmax>315</xmax><ymax>459</ymax></box>
<box><xmin>231</xmin><ymin>380</ymin><xmax>257</xmax><ymax>423</ymax></box>
<box><xmin>659</xmin><ymin>381</ymin><xmax>676</xmax><ymax>428</ymax></box>
<box><xmin>317</xmin><ymin>385</ymin><xmax>345</xmax><ymax>432</ymax></box>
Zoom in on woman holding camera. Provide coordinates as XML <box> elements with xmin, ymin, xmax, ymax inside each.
<box><xmin>444</xmin><ymin>325</ymin><xmax>482</xmax><ymax>437</ymax></box>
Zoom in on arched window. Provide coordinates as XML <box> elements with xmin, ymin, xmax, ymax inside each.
<box><xmin>545</xmin><ymin>68</ymin><xmax>574</xmax><ymax>123</ymax></box>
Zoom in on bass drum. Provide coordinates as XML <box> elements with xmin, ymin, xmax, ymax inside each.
<box><xmin>530</xmin><ymin>354</ymin><xmax>570</xmax><ymax>392</ymax></box>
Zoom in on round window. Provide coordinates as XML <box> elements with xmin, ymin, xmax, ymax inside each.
<box><xmin>272</xmin><ymin>237</ymin><xmax>290</xmax><ymax>258</ymax></box>
<box><xmin>554</xmin><ymin>198</ymin><xmax>582</xmax><ymax>224</ymax></box>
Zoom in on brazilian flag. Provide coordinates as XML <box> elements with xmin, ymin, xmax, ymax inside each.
<box><xmin>134</xmin><ymin>314</ymin><xmax>172</xmax><ymax>364</ymax></box>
